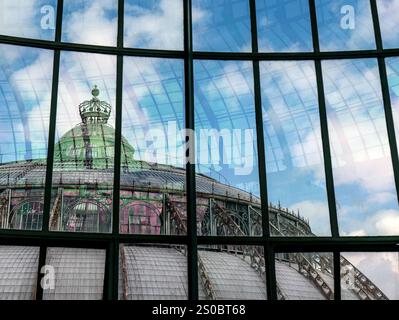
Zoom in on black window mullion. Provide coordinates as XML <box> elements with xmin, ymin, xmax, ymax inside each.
<box><xmin>184</xmin><ymin>0</ymin><xmax>198</xmax><ymax>300</ymax></box>
<box><xmin>309</xmin><ymin>0</ymin><xmax>340</xmax><ymax>300</ymax></box>
<box><xmin>249</xmin><ymin>0</ymin><xmax>277</xmax><ymax>300</ymax></box>
<box><xmin>107</xmin><ymin>0</ymin><xmax>125</xmax><ymax>301</ymax></box>
<box><xmin>38</xmin><ymin>4</ymin><xmax>63</xmax><ymax>302</ymax></box>
<box><xmin>333</xmin><ymin>250</ymin><xmax>341</xmax><ymax>300</ymax></box>
<box><xmin>34</xmin><ymin>245</ymin><xmax>47</xmax><ymax>300</ymax></box>
<box><xmin>42</xmin><ymin>0</ymin><xmax>63</xmax><ymax>234</ymax></box>
<box><xmin>309</xmin><ymin>0</ymin><xmax>339</xmax><ymax>239</ymax></box>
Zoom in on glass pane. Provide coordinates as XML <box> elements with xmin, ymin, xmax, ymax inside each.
<box><xmin>256</xmin><ymin>0</ymin><xmax>313</xmax><ymax>52</ymax></box>
<box><xmin>194</xmin><ymin>60</ymin><xmax>262</xmax><ymax>237</ymax></box>
<box><xmin>387</xmin><ymin>57</ymin><xmax>399</xmax><ymax>159</ymax></box>
<box><xmin>43</xmin><ymin>247</ymin><xmax>105</xmax><ymax>300</ymax></box>
<box><xmin>377</xmin><ymin>0</ymin><xmax>399</xmax><ymax>49</ymax></box>
<box><xmin>198</xmin><ymin>245</ymin><xmax>266</xmax><ymax>300</ymax></box>
<box><xmin>192</xmin><ymin>0</ymin><xmax>252</xmax><ymax>52</ymax></box>
<box><xmin>322</xmin><ymin>59</ymin><xmax>399</xmax><ymax>236</ymax></box>
<box><xmin>0</xmin><ymin>44</ymin><xmax>53</xmax><ymax>231</ymax></box>
<box><xmin>49</xmin><ymin>51</ymin><xmax>116</xmax><ymax>233</ymax></box>
<box><xmin>0</xmin><ymin>246</ymin><xmax>39</xmax><ymax>300</ymax></box>
<box><xmin>0</xmin><ymin>0</ymin><xmax>57</xmax><ymax>40</ymax></box>
<box><xmin>275</xmin><ymin>252</ymin><xmax>333</xmax><ymax>300</ymax></box>
<box><xmin>119</xmin><ymin>244</ymin><xmax>187</xmax><ymax>300</ymax></box>
<box><xmin>120</xmin><ymin>57</ymin><xmax>186</xmax><ymax>235</ymax></box>
<box><xmin>315</xmin><ymin>0</ymin><xmax>376</xmax><ymax>51</ymax></box>
<box><xmin>61</xmin><ymin>0</ymin><xmax>118</xmax><ymax>46</ymax></box>
<box><xmin>260</xmin><ymin>61</ymin><xmax>330</xmax><ymax>237</ymax></box>
<box><xmin>341</xmin><ymin>252</ymin><xmax>398</xmax><ymax>300</ymax></box>
<box><xmin>124</xmin><ymin>0</ymin><xmax>184</xmax><ymax>50</ymax></box>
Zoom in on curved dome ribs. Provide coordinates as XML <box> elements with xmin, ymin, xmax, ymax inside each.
<box><xmin>0</xmin><ymin>189</ymin><xmax>11</xmax><ymax>229</ymax></box>
<box><xmin>197</xmin><ymin>254</ymin><xmax>217</xmax><ymax>300</ymax></box>
<box><xmin>49</xmin><ymin>188</ymin><xmax>63</xmax><ymax>230</ymax></box>
<box><xmin>119</xmin><ymin>244</ymin><xmax>130</xmax><ymax>301</ymax></box>
<box><xmin>164</xmin><ymin>194</ymin><xmax>187</xmax><ymax>235</ymax></box>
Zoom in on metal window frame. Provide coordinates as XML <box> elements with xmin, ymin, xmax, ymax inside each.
<box><xmin>0</xmin><ymin>0</ymin><xmax>397</xmax><ymax>301</ymax></box>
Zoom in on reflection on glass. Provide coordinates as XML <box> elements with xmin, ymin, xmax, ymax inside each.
<box><xmin>192</xmin><ymin>0</ymin><xmax>252</xmax><ymax>52</ymax></box>
<box><xmin>387</xmin><ymin>57</ymin><xmax>399</xmax><ymax>157</ymax></box>
<box><xmin>124</xmin><ymin>0</ymin><xmax>184</xmax><ymax>50</ymax></box>
<box><xmin>194</xmin><ymin>60</ymin><xmax>262</xmax><ymax>236</ymax></box>
<box><xmin>341</xmin><ymin>252</ymin><xmax>399</xmax><ymax>300</ymax></box>
<box><xmin>119</xmin><ymin>244</ymin><xmax>188</xmax><ymax>300</ymax></box>
<box><xmin>43</xmin><ymin>247</ymin><xmax>106</xmax><ymax>300</ymax></box>
<box><xmin>256</xmin><ymin>0</ymin><xmax>313</xmax><ymax>52</ymax></box>
<box><xmin>322</xmin><ymin>59</ymin><xmax>399</xmax><ymax>236</ymax></box>
<box><xmin>120</xmin><ymin>57</ymin><xmax>186</xmax><ymax>235</ymax></box>
<box><xmin>0</xmin><ymin>246</ymin><xmax>39</xmax><ymax>300</ymax></box>
<box><xmin>62</xmin><ymin>0</ymin><xmax>118</xmax><ymax>46</ymax></box>
<box><xmin>315</xmin><ymin>0</ymin><xmax>376</xmax><ymax>51</ymax></box>
<box><xmin>275</xmin><ymin>252</ymin><xmax>333</xmax><ymax>300</ymax></box>
<box><xmin>0</xmin><ymin>0</ymin><xmax>57</xmax><ymax>40</ymax></box>
<box><xmin>260</xmin><ymin>61</ymin><xmax>330</xmax><ymax>236</ymax></box>
<box><xmin>49</xmin><ymin>51</ymin><xmax>116</xmax><ymax>233</ymax></box>
<box><xmin>0</xmin><ymin>44</ymin><xmax>53</xmax><ymax>231</ymax></box>
<box><xmin>198</xmin><ymin>245</ymin><xmax>266</xmax><ymax>300</ymax></box>
<box><xmin>377</xmin><ymin>0</ymin><xmax>399</xmax><ymax>49</ymax></box>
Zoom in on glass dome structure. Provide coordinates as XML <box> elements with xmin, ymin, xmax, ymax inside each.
<box><xmin>0</xmin><ymin>0</ymin><xmax>398</xmax><ymax>301</ymax></box>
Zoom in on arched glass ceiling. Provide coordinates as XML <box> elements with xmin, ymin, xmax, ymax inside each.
<box><xmin>256</xmin><ymin>0</ymin><xmax>313</xmax><ymax>52</ymax></box>
<box><xmin>0</xmin><ymin>44</ymin><xmax>53</xmax><ymax>163</ymax></box>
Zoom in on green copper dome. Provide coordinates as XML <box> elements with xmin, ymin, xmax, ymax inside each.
<box><xmin>54</xmin><ymin>86</ymin><xmax>135</xmax><ymax>170</ymax></box>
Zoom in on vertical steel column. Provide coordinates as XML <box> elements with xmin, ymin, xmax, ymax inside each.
<box><xmin>249</xmin><ymin>0</ymin><xmax>276</xmax><ymax>300</ymax></box>
<box><xmin>36</xmin><ymin>0</ymin><xmax>64</xmax><ymax>301</ymax></box>
<box><xmin>105</xmin><ymin>0</ymin><xmax>125</xmax><ymax>300</ymax></box>
<box><xmin>309</xmin><ymin>0</ymin><xmax>340</xmax><ymax>300</ymax></box>
<box><xmin>184</xmin><ymin>0</ymin><xmax>199</xmax><ymax>300</ymax></box>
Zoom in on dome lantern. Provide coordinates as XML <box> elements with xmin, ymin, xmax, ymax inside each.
<box><xmin>79</xmin><ymin>85</ymin><xmax>111</xmax><ymax>124</ymax></box>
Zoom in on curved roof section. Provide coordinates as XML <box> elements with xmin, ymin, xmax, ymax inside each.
<box><xmin>120</xmin><ymin>246</ymin><xmax>188</xmax><ymax>300</ymax></box>
<box><xmin>0</xmin><ymin>245</ymin><xmax>391</xmax><ymax>300</ymax></box>
<box><xmin>117</xmin><ymin>246</ymin><xmax>342</xmax><ymax>301</ymax></box>
<box><xmin>0</xmin><ymin>246</ymin><xmax>38</xmax><ymax>300</ymax></box>
<box><xmin>198</xmin><ymin>250</ymin><xmax>266</xmax><ymax>300</ymax></box>
<box><xmin>42</xmin><ymin>247</ymin><xmax>105</xmax><ymax>300</ymax></box>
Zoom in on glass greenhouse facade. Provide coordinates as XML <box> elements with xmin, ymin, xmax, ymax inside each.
<box><xmin>0</xmin><ymin>0</ymin><xmax>398</xmax><ymax>300</ymax></box>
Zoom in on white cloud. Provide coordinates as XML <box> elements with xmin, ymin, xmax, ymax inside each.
<box><xmin>0</xmin><ymin>0</ymin><xmax>40</xmax><ymax>39</ymax></box>
<box><xmin>333</xmin><ymin>157</ymin><xmax>396</xmax><ymax>193</ymax></box>
<box><xmin>124</xmin><ymin>0</ymin><xmax>184</xmax><ymax>50</ymax></box>
<box><xmin>376</xmin><ymin>0</ymin><xmax>399</xmax><ymax>45</ymax></box>
<box><xmin>62</xmin><ymin>0</ymin><xmax>117</xmax><ymax>46</ymax></box>
<box><xmin>373</xmin><ymin>210</ymin><xmax>399</xmax><ymax>235</ymax></box>
<box><xmin>346</xmin><ymin>229</ymin><xmax>367</xmax><ymax>236</ymax></box>
<box><xmin>340</xmin><ymin>208</ymin><xmax>399</xmax><ymax>236</ymax></box>
<box><xmin>288</xmin><ymin>200</ymin><xmax>331</xmax><ymax>236</ymax></box>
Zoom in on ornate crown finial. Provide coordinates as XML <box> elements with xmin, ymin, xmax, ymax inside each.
<box><xmin>79</xmin><ymin>85</ymin><xmax>111</xmax><ymax>124</ymax></box>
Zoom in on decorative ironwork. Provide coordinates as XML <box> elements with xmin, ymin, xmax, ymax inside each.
<box><xmin>79</xmin><ymin>86</ymin><xmax>111</xmax><ymax>124</ymax></box>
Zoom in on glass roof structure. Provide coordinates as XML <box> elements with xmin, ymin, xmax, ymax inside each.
<box><xmin>0</xmin><ymin>0</ymin><xmax>398</xmax><ymax>301</ymax></box>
